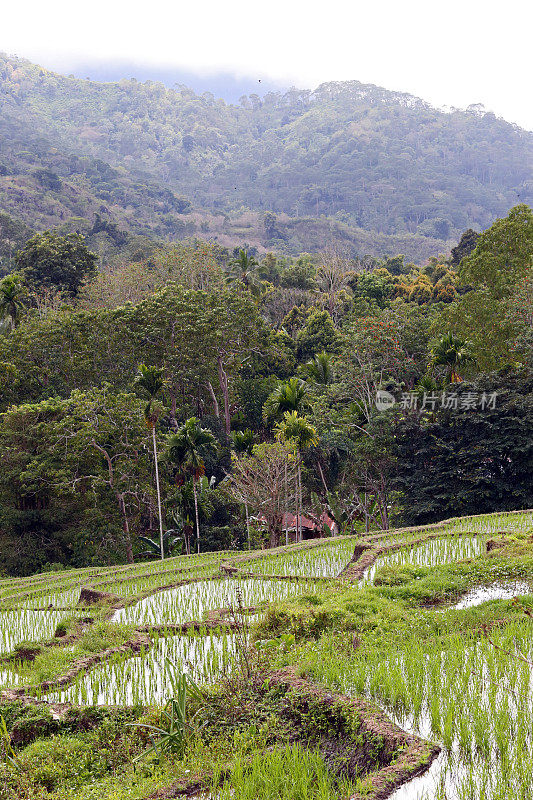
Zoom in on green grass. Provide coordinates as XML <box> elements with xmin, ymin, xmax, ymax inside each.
<box><xmin>212</xmin><ymin>744</ymin><xmax>357</xmax><ymax>800</ymax></box>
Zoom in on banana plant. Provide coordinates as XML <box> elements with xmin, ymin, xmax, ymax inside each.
<box><xmin>310</xmin><ymin>490</ymin><xmax>343</xmax><ymax>535</ymax></box>
<box><xmin>138</xmin><ymin>529</ymin><xmax>182</xmax><ymax>560</ymax></box>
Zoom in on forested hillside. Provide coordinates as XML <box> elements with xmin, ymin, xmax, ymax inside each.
<box><xmin>0</xmin><ymin>201</ymin><xmax>531</xmax><ymax>575</ymax></box>
<box><xmin>1</xmin><ymin>54</ymin><xmax>531</xmax><ymax>260</ymax></box>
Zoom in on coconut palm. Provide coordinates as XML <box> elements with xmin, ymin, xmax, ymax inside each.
<box><xmin>0</xmin><ymin>274</ymin><xmax>26</xmax><ymax>331</ymax></box>
<box><xmin>166</xmin><ymin>418</ymin><xmax>218</xmax><ymax>554</ymax></box>
<box><xmin>134</xmin><ymin>364</ymin><xmax>165</xmax><ymax>560</ymax></box>
<box><xmin>262</xmin><ymin>377</ymin><xmax>310</xmax><ymax>425</ymax></box>
<box><xmin>225</xmin><ymin>249</ymin><xmax>262</xmax><ymax>296</ymax></box>
<box><xmin>430</xmin><ymin>333</ymin><xmax>476</xmax><ymax>383</ymax></box>
<box><xmin>275</xmin><ymin>411</ymin><xmax>318</xmax><ymax>542</ymax></box>
<box><xmin>304</xmin><ymin>351</ymin><xmax>334</xmax><ymax>385</ymax></box>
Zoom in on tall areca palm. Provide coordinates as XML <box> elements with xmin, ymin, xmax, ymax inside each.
<box><xmin>275</xmin><ymin>411</ymin><xmax>318</xmax><ymax>542</ymax></box>
<box><xmin>430</xmin><ymin>333</ymin><xmax>476</xmax><ymax>383</ymax></box>
<box><xmin>262</xmin><ymin>377</ymin><xmax>310</xmax><ymax>425</ymax></box>
<box><xmin>0</xmin><ymin>274</ymin><xmax>26</xmax><ymax>331</ymax></box>
<box><xmin>166</xmin><ymin>418</ymin><xmax>218</xmax><ymax>554</ymax></box>
<box><xmin>135</xmin><ymin>364</ymin><xmax>165</xmax><ymax>560</ymax></box>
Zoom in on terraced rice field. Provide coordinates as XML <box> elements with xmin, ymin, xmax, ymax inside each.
<box><xmin>237</xmin><ymin>537</ymin><xmax>357</xmax><ymax>578</ymax></box>
<box><xmin>0</xmin><ymin>508</ymin><xmax>532</xmax><ymax>799</ymax></box>
<box><xmin>0</xmin><ymin>609</ymin><xmax>74</xmax><ymax>655</ymax></box>
<box><xmin>360</xmin><ymin>536</ymin><xmax>488</xmax><ymax>586</ymax></box>
<box><xmin>341</xmin><ymin>621</ymin><xmax>533</xmax><ymax>799</ymax></box>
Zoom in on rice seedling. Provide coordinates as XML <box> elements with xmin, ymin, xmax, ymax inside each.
<box><xmin>364</xmin><ymin>509</ymin><xmax>533</xmax><ymax>546</ymax></box>
<box><xmin>211</xmin><ymin>743</ymin><xmax>357</xmax><ymax>800</ymax></box>
<box><xmin>361</xmin><ymin>536</ymin><xmax>488</xmax><ymax>586</ymax></box>
<box><xmin>129</xmin><ymin>665</ymin><xmax>204</xmax><ymax>760</ymax></box>
<box><xmin>0</xmin><ymin>609</ymin><xmax>74</xmax><ymax>655</ymax></box>
<box><xmin>309</xmin><ymin>619</ymin><xmax>533</xmax><ymax>800</ymax></box>
<box><xmin>2</xmin><ymin>506</ymin><xmax>533</xmax><ymax>800</ymax></box>
<box><xmin>47</xmin><ymin>629</ymin><xmax>237</xmax><ymax>705</ymax></box>
<box><xmin>113</xmin><ymin>577</ymin><xmax>326</xmax><ymax>626</ymax></box>
<box><xmin>0</xmin><ymin>550</ymin><xmax>233</xmax><ymax>609</ymax></box>
<box><xmin>242</xmin><ymin>537</ymin><xmax>356</xmax><ymax>578</ymax></box>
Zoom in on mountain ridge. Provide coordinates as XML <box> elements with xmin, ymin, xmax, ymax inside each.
<box><xmin>1</xmin><ymin>53</ymin><xmax>531</xmax><ymax>262</ymax></box>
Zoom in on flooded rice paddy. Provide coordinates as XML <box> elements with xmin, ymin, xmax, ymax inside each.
<box><xmin>47</xmin><ymin>631</ymin><xmax>236</xmax><ymax>705</ymax></box>
<box><xmin>452</xmin><ymin>580</ymin><xmax>532</xmax><ymax>609</ymax></box>
<box><xmin>241</xmin><ymin>538</ymin><xmax>356</xmax><ymax>578</ymax></box>
<box><xmin>113</xmin><ymin>577</ymin><xmax>326</xmax><ymax>626</ymax></box>
<box><xmin>361</xmin><ymin>536</ymin><xmax>487</xmax><ymax>586</ymax></box>
<box><xmin>0</xmin><ymin>609</ymin><xmax>74</xmax><ymax>655</ymax></box>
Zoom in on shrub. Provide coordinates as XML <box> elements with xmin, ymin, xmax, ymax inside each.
<box><xmin>17</xmin><ymin>736</ymin><xmax>94</xmax><ymax>791</ymax></box>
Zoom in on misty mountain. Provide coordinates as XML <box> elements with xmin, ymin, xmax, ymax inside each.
<box><xmin>0</xmin><ymin>53</ymin><xmax>531</xmax><ymax>260</ymax></box>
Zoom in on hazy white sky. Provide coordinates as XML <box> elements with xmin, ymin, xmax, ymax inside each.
<box><xmin>2</xmin><ymin>0</ymin><xmax>532</xmax><ymax>129</ymax></box>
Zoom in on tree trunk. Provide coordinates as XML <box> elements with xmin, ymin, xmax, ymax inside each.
<box><xmin>118</xmin><ymin>493</ymin><xmax>134</xmax><ymax>564</ymax></box>
<box><xmin>317</xmin><ymin>461</ymin><xmax>329</xmax><ymax>495</ymax></box>
<box><xmin>217</xmin><ymin>353</ymin><xmax>231</xmax><ymax>436</ymax></box>
<box><xmin>269</xmin><ymin>518</ymin><xmax>282</xmax><ymax>548</ymax></box>
<box><xmin>378</xmin><ymin>480</ymin><xmax>389</xmax><ymax>531</ymax></box>
<box><xmin>152</xmin><ymin>426</ymin><xmax>165</xmax><ymax>560</ymax></box>
<box><xmin>298</xmin><ymin>460</ymin><xmax>303</xmax><ymax>542</ymax></box>
<box><xmin>244</xmin><ymin>499</ymin><xmax>251</xmax><ymax>550</ymax></box>
<box><xmin>295</xmin><ymin>468</ymin><xmax>300</xmax><ymax>542</ymax></box>
<box><xmin>381</xmin><ymin>487</ymin><xmax>390</xmax><ymax>530</ymax></box>
<box><xmin>169</xmin><ymin>387</ymin><xmax>179</xmax><ymax>431</ymax></box>
<box><xmin>193</xmin><ymin>477</ymin><xmax>201</xmax><ymax>554</ymax></box>
<box><xmin>284</xmin><ymin>461</ymin><xmax>289</xmax><ymax>546</ymax></box>
<box><xmin>183</xmin><ymin>524</ymin><xmax>192</xmax><ymax>556</ymax></box>
<box><xmin>206</xmin><ymin>382</ymin><xmax>220</xmax><ymax>418</ymax></box>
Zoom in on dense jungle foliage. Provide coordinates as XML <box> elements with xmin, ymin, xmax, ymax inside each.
<box><xmin>0</xmin><ymin>199</ymin><xmax>531</xmax><ymax>575</ymax></box>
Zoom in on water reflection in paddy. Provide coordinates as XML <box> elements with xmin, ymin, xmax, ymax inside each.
<box><xmin>113</xmin><ymin>577</ymin><xmax>323</xmax><ymax>626</ymax></box>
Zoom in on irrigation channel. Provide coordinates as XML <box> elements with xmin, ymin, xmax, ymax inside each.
<box><xmin>0</xmin><ymin>509</ymin><xmax>532</xmax><ymax>799</ymax></box>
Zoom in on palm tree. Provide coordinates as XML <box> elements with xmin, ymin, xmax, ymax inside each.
<box><xmin>430</xmin><ymin>333</ymin><xmax>476</xmax><ymax>383</ymax></box>
<box><xmin>166</xmin><ymin>418</ymin><xmax>218</xmax><ymax>554</ymax></box>
<box><xmin>0</xmin><ymin>274</ymin><xmax>26</xmax><ymax>331</ymax></box>
<box><xmin>135</xmin><ymin>364</ymin><xmax>165</xmax><ymax>560</ymax></box>
<box><xmin>304</xmin><ymin>351</ymin><xmax>334</xmax><ymax>385</ymax></box>
<box><xmin>225</xmin><ymin>249</ymin><xmax>261</xmax><ymax>296</ymax></box>
<box><xmin>262</xmin><ymin>377</ymin><xmax>310</xmax><ymax>425</ymax></box>
<box><xmin>230</xmin><ymin>428</ymin><xmax>255</xmax><ymax>455</ymax></box>
<box><xmin>275</xmin><ymin>411</ymin><xmax>318</xmax><ymax>542</ymax></box>
<box><xmin>415</xmin><ymin>374</ymin><xmax>443</xmax><ymax>397</ymax></box>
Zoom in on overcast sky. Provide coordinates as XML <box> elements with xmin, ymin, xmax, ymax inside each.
<box><xmin>2</xmin><ymin>0</ymin><xmax>532</xmax><ymax>129</ymax></box>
